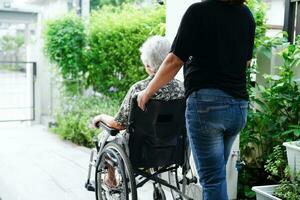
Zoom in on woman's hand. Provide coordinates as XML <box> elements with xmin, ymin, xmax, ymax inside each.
<box><xmin>137</xmin><ymin>90</ymin><xmax>152</xmax><ymax>111</ymax></box>
<box><xmin>91</xmin><ymin>114</ymin><xmax>125</xmax><ymax>130</ymax></box>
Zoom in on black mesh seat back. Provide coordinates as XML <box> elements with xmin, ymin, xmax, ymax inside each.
<box><xmin>128</xmin><ymin>97</ymin><xmax>186</xmax><ymax>169</ymax></box>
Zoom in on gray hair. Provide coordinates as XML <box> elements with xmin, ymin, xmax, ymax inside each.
<box><xmin>140</xmin><ymin>35</ymin><xmax>171</xmax><ymax>72</ymax></box>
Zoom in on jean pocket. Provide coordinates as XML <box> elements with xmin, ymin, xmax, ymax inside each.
<box><xmin>197</xmin><ymin>102</ymin><xmax>229</xmax><ymax>114</ymax></box>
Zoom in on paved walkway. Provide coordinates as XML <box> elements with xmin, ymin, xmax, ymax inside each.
<box><xmin>0</xmin><ymin>123</ymin><xmax>172</xmax><ymax>200</ymax></box>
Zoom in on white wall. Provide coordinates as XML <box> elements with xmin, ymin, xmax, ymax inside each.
<box><xmin>166</xmin><ymin>1</ymin><xmax>239</xmax><ymax>199</ymax></box>
<box><xmin>27</xmin><ymin>0</ymin><xmax>69</xmax><ymax>124</ymax></box>
<box><xmin>166</xmin><ymin>0</ymin><xmax>199</xmax><ymax>81</ymax></box>
<box><xmin>266</xmin><ymin>0</ymin><xmax>284</xmax><ymax>27</ymax></box>
<box><xmin>166</xmin><ymin>0</ymin><xmax>199</xmax><ymax>42</ymax></box>
<box><xmin>24</xmin><ymin>0</ymin><xmax>90</xmax><ymax>124</ymax></box>
<box><xmin>265</xmin><ymin>0</ymin><xmax>285</xmax><ymax>37</ymax></box>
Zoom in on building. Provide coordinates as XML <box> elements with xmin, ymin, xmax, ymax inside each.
<box><xmin>0</xmin><ymin>0</ymin><xmax>90</xmax><ymax>123</ymax></box>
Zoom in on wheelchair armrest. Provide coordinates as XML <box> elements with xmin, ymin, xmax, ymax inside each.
<box><xmin>97</xmin><ymin>121</ymin><xmax>119</xmax><ymax>136</ymax></box>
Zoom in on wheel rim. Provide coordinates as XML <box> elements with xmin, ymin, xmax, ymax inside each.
<box><xmin>168</xmin><ymin>168</ymin><xmax>182</xmax><ymax>200</ymax></box>
<box><xmin>96</xmin><ymin>146</ymin><xmax>134</xmax><ymax>200</ymax></box>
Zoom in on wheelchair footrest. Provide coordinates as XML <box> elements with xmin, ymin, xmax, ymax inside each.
<box><xmin>85</xmin><ymin>181</ymin><xmax>95</xmax><ymax>192</ymax></box>
<box><xmin>179</xmin><ymin>176</ymin><xmax>198</xmax><ymax>185</ymax></box>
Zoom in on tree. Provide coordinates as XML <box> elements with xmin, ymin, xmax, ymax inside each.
<box><xmin>0</xmin><ymin>33</ymin><xmax>25</xmax><ymax>61</ymax></box>
<box><xmin>90</xmin><ymin>0</ymin><xmax>143</xmax><ymax>10</ymax></box>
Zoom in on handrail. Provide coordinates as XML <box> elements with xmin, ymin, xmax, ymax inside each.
<box><xmin>0</xmin><ymin>61</ymin><xmax>36</xmax><ymax>64</ymax></box>
<box><xmin>0</xmin><ymin>61</ymin><xmax>37</xmax><ymax>76</ymax></box>
<box><xmin>0</xmin><ymin>60</ymin><xmax>36</xmax><ymax>122</ymax></box>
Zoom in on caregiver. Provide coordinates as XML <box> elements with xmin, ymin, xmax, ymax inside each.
<box><xmin>137</xmin><ymin>0</ymin><xmax>255</xmax><ymax>199</ymax></box>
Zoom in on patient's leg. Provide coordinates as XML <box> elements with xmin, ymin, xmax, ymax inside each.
<box><xmin>105</xmin><ymin>165</ymin><xmax>118</xmax><ymax>188</ymax></box>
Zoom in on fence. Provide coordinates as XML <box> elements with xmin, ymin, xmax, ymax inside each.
<box><xmin>0</xmin><ymin>61</ymin><xmax>36</xmax><ymax>122</ymax></box>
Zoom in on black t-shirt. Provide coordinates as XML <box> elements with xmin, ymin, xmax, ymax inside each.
<box><xmin>171</xmin><ymin>0</ymin><xmax>256</xmax><ymax>100</ymax></box>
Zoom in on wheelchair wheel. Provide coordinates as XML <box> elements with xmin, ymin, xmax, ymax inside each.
<box><xmin>168</xmin><ymin>165</ymin><xmax>200</xmax><ymax>200</ymax></box>
<box><xmin>95</xmin><ymin>142</ymin><xmax>137</xmax><ymax>200</ymax></box>
<box><xmin>153</xmin><ymin>186</ymin><xmax>166</xmax><ymax>200</ymax></box>
<box><xmin>168</xmin><ymin>167</ymin><xmax>183</xmax><ymax>200</ymax></box>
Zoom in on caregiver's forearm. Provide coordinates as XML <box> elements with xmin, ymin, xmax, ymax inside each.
<box><xmin>144</xmin><ymin>53</ymin><xmax>184</xmax><ymax>97</ymax></box>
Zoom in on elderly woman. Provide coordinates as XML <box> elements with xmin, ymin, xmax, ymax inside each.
<box><xmin>92</xmin><ymin>35</ymin><xmax>185</xmax><ymax>187</ymax></box>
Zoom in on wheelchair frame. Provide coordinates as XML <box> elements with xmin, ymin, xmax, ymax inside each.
<box><xmin>85</xmin><ymin>95</ymin><xmax>197</xmax><ymax>200</ymax></box>
<box><xmin>85</xmin><ymin>121</ymin><xmax>198</xmax><ymax>200</ymax></box>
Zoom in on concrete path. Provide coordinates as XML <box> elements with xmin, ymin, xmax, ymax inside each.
<box><xmin>0</xmin><ymin>122</ymin><xmax>173</xmax><ymax>200</ymax></box>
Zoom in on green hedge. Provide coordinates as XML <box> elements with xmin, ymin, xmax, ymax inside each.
<box><xmin>44</xmin><ymin>4</ymin><xmax>166</xmax><ymax>146</ymax></box>
<box><xmin>90</xmin><ymin>0</ymin><xmax>143</xmax><ymax>10</ymax></box>
<box><xmin>239</xmin><ymin>0</ymin><xmax>268</xmax><ymax>199</ymax></box>
<box><xmin>247</xmin><ymin>0</ymin><xmax>267</xmax><ymax>50</ymax></box>
<box><xmin>87</xmin><ymin>4</ymin><xmax>166</xmax><ymax>101</ymax></box>
<box><xmin>51</xmin><ymin>95</ymin><xmax>119</xmax><ymax>147</ymax></box>
<box><xmin>44</xmin><ymin>14</ymin><xmax>87</xmax><ymax>94</ymax></box>
<box><xmin>44</xmin><ymin>5</ymin><xmax>165</xmax><ymax>101</ymax></box>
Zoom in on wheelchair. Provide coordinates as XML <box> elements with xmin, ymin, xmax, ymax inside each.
<box><xmin>85</xmin><ymin>97</ymin><xmax>198</xmax><ymax>200</ymax></box>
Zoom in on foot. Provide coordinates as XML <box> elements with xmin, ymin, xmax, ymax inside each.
<box><xmin>104</xmin><ymin>174</ymin><xmax>119</xmax><ymax>188</ymax></box>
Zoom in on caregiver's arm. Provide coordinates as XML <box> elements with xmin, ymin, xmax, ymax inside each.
<box><xmin>137</xmin><ymin>53</ymin><xmax>183</xmax><ymax>111</ymax></box>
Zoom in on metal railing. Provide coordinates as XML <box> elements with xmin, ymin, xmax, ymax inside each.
<box><xmin>0</xmin><ymin>61</ymin><xmax>36</xmax><ymax>122</ymax></box>
<box><xmin>284</xmin><ymin>0</ymin><xmax>300</xmax><ymax>43</ymax></box>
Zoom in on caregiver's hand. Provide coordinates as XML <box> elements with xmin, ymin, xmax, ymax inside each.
<box><xmin>137</xmin><ymin>90</ymin><xmax>152</xmax><ymax>111</ymax></box>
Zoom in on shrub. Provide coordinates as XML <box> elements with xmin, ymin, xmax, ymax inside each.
<box><xmin>274</xmin><ymin>171</ymin><xmax>300</xmax><ymax>200</ymax></box>
<box><xmin>238</xmin><ymin>35</ymin><xmax>300</xmax><ymax>199</ymax></box>
<box><xmin>87</xmin><ymin>4</ymin><xmax>166</xmax><ymax>102</ymax></box>
<box><xmin>51</xmin><ymin>95</ymin><xmax>119</xmax><ymax>147</ymax></box>
<box><xmin>44</xmin><ymin>4</ymin><xmax>166</xmax><ymax>147</ymax></box>
<box><xmin>44</xmin><ymin>14</ymin><xmax>87</xmax><ymax>94</ymax></box>
<box><xmin>242</xmin><ymin>36</ymin><xmax>300</xmax><ymax>163</ymax></box>
<box><xmin>247</xmin><ymin>0</ymin><xmax>267</xmax><ymax>51</ymax></box>
<box><xmin>90</xmin><ymin>0</ymin><xmax>143</xmax><ymax>10</ymax></box>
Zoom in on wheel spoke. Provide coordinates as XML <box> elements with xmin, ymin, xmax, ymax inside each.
<box><xmin>95</xmin><ymin>142</ymin><xmax>137</xmax><ymax>200</ymax></box>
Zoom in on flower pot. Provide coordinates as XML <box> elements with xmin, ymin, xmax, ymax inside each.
<box><xmin>252</xmin><ymin>185</ymin><xmax>281</xmax><ymax>200</ymax></box>
<box><xmin>283</xmin><ymin>141</ymin><xmax>300</xmax><ymax>175</ymax></box>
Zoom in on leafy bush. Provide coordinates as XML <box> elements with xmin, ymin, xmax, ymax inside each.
<box><xmin>247</xmin><ymin>0</ymin><xmax>267</xmax><ymax>50</ymax></box>
<box><xmin>274</xmin><ymin>171</ymin><xmax>300</xmax><ymax>200</ymax></box>
<box><xmin>265</xmin><ymin>146</ymin><xmax>300</xmax><ymax>200</ymax></box>
<box><xmin>0</xmin><ymin>33</ymin><xmax>25</xmax><ymax>71</ymax></box>
<box><xmin>44</xmin><ymin>4</ymin><xmax>165</xmax><ymax>101</ymax></box>
<box><xmin>90</xmin><ymin>0</ymin><xmax>143</xmax><ymax>10</ymax></box>
<box><xmin>264</xmin><ymin>145</ymin><xmax>288</xmax><ymax>182</ymax></box>
<box><xmin>44</xmin><ymin>14</ymin><xmax>87</xmax><ymax>94</ymax></box>
<box><xmin>243</xmin><ymin>36</ymin><xmax>300</xmax><ymax>161</ymax></box>
<box><xmin>44</xmin><ymin>4</ymin><xmax>166</xmax><ymax>147</ymax></box>
<box><xmin>245</xmin><ymin>0</ymin><xmax>267</xmax><ymax>92</ymax></box>
<box><xmin>87</xmin><ymin>4</ymin><xmax>166</xmax><ymax>102</ymax></box>
<box><xmin>51</xmin><ymin>95</ymin><xmax>119</xmax><ymax>147</ymax></box>
<box><xmin>239</xmin><ymin>35</ymin><xmax>300</xmax><ymax>199</ymax></box>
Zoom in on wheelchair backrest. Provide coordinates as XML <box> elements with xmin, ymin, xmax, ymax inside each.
<box><xmin>127</xmin><ymin>96</ymin><xmax>186</xmax><ymax>168</ymax></box>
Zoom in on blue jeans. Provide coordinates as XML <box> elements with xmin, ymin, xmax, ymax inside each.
<box><xmin>185</xmin><ymin>89</ymin><xmax>248</xmax><ymax>200</ymax></box>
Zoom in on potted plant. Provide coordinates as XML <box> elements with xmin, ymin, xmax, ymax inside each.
<box><xmin>272</xmin><ymin>170</ymin><xmax>300</xmax><ymax>200</ymax></box>
<box><xmin>253</xmin><ymin>145</ymin><xmax>300</xmax><ymax>200</ymax></box>
<box><xmin>252</xmin><ymin>146</ymin><xmax>286</xmax><ymax>200</ymax></box>
<box><xmin>283</xmin><ymin>140</ymin><xmax>300</xmax><ymax>176</ymax></box>
<box><xmin>253</xmin><ymin>173</ymin><xmax>300</xmax><ymax>200</ymax></box>
<box><xmin>283</xmin><ymin>126</ymin><xmax>300</xmax><ymax>176</ymax></box>
<box><xmin>252</xmin><ymin>185</ymin><xmax>281</xmax><ymax>200</ymax></box>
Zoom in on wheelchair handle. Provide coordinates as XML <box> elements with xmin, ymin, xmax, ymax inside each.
<box><xmin>98</xmin><ymin>122</ymin><xmax>119</xmax><ymax>136</ymax></box>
